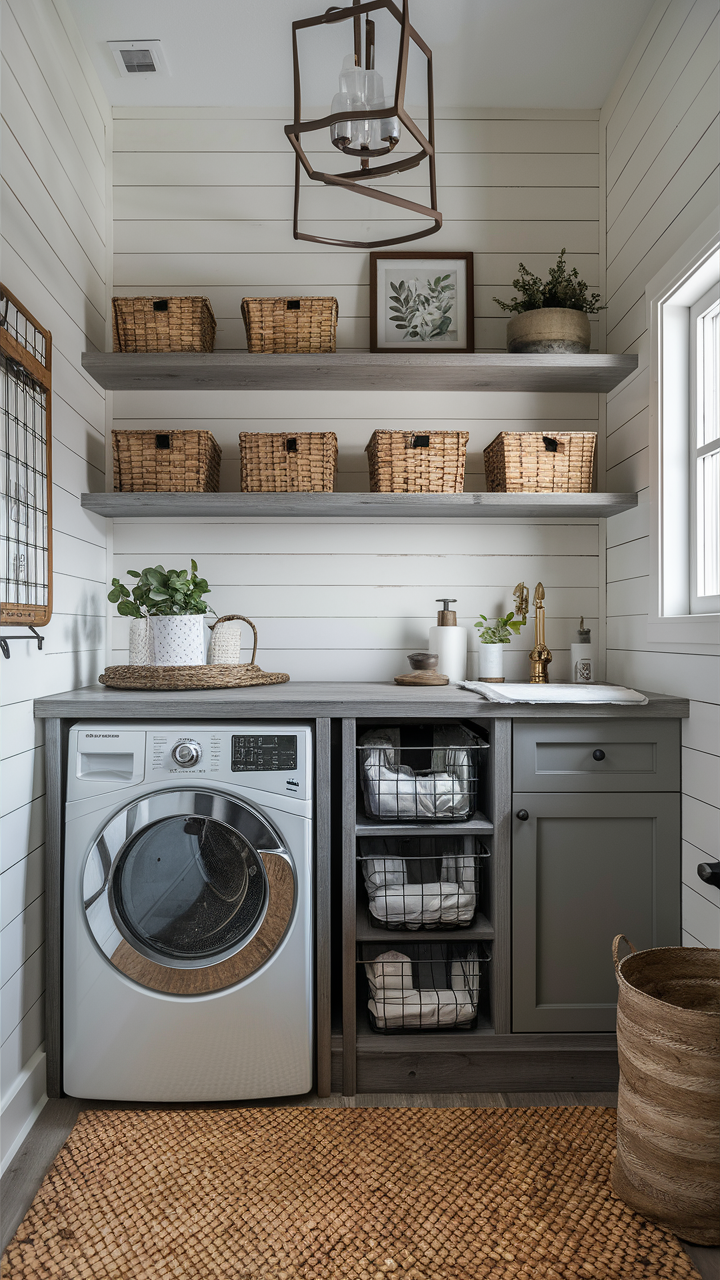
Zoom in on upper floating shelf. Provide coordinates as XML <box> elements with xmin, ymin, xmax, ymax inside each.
<box><xmin>81</xmin><ymin>351</ymin><xmax>638</xmax><ymax>394</ymax></box>
<box><xmin>81</xmin><ymin>491</ymin><xmax>638</xmax><ymax>520</ymax></box>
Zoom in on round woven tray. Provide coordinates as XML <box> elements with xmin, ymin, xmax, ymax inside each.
<box><xmin>99</xmin><ymin>663</ymin><xmax>289</xmax><ymax>691</ymax></box>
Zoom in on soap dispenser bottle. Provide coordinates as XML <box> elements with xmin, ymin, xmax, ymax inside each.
<box><xmin>429</xmin><ymin>598</ymin><xmax>467</xmax><ymax>684</ymax></box>
<box><xmin>571</xmin><ymin>618</ymin><xmax>594</xmax><ymax>683</ymax></box>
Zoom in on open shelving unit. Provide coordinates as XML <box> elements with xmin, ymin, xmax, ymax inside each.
<box><xmin>340</xmin><ymin>715</ymin><xmax>511</xmax><ymax>1096</ymax></box>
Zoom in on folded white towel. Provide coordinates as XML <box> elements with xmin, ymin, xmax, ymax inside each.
<box><xmin>368</xmin><ymin>883</ymin><xmax>476</xmax><ymax>925</ymax></box>
<box><xmin>369</xmin><ymin>988</ymin><xmax>477</xmax><ymax>1029</ymax></box>
<box><xmin>363</xmin><ymin>857</ymin><xmax>406</xmax><ymax>890</ymax></box>
<box><xmin>440</xmin><ymin>853</ymin><xmax>477</xmax><ymax>893</ymax></box>
<box><xmin>462</xmin><ymin>681</ymin><xmax>648</xmax><ymax>705</ymax></box>
<box><xmin>451</xmin><ymin>958</ymin><xmax>481</xmax><ymax>997</ymax></box>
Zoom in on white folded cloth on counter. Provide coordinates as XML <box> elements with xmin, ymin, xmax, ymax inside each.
<box><xmin>462</xmin><ymin>681</ymin><xmax>648</xmax><ymax>705</ymax></box>
<box><xmin>369</xmin><ymin>883</ymin><xmax>476</xmax><ymax>926</ymax></box>
<box><xmin>369</xmin><ymin>988</ymin><xmax>477</xmax><ymax>1029</ymax></box>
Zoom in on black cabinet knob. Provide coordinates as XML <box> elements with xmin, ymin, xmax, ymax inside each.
<box><xmin>698</xmin><ymin>862</ymin><xmax>720</xmax><ymax>889</ymax></box>
<box><xmin>592</xmin><ymin>749</ymin><xmax>606</xmax><ymax>761</ymax></box>
<box><xmin>516</xmin><ymin>809</ymin><xmax>529</xmax><ymax>821</ymax></box>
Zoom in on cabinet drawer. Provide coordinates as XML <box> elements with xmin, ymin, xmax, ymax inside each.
<box><xmin>513</xmin><ymin>720</ymin><xmax>679</xmax><ymax>792</ymax></box>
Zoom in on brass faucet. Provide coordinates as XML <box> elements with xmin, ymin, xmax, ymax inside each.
<box><xmin>529</xmin><ymin>582</ymin><xmax>552</xmax><ymax>683</ymax></box>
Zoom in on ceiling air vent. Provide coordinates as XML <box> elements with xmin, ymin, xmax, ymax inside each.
<box><xmin>108</xmin><ymin>41</ymin><xmax>167</xmax><ymax>77</ymax></box>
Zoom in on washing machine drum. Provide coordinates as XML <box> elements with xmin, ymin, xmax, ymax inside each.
<box><xmin>83</xmin><ymin>790</ymin><xmax>296</xmax><ymax>996</ymax></box>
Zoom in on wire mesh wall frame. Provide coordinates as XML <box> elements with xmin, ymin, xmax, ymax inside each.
<box><xmin>285</xmin><ymin>0</ymin><xmax>442</xmax><ymax>248</ymax></box>
<box><xmin>0</xmin><ymin>284</ymin><xmax>53</xmax><ymax>629</ymax></box>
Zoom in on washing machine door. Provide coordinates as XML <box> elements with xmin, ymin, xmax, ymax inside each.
<box><xmin>82</xmin><ymin>789</ymin><xmax>296</xmax><ymax>995</ymax></box>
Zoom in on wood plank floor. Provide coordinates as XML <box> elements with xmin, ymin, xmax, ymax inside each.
<box><xmin>2</xmin><ymin>1093</ymin><xmax>717</xmax><ymax>1280</ymax></box>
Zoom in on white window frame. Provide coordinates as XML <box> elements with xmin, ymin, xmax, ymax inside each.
<box><xmin>647</xmin><ymin>211</ymin><xmax>720</xmax><ymax>644</ymax></box>
<box><xmin>690</xmin><ymin>285</ymin><xmax>720</xmax><ymax>614</ymax></box>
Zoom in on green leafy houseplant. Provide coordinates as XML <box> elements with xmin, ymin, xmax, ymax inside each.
<box><xmin>108</xmin><ymin>560</ymin><xmax>213</xmax><ymax>617</ymax></box>
<box><xmin>389</xmin><ymin>274</ymin><xmax>456</xmax><ymax>340</ymax></box>
<box><xmin>493</xmin><ymin>249</ymin><xmax>605</xmax><ymax>315</ymax></box>
<box><xmin>475</xmin><ymin>612</ymin><xmax>526</xmax><ymax>644</ymax></box>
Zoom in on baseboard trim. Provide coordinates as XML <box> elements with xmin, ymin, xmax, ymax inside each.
<box><xmin>1</xmin><ymin>1050</ymin><xmax>47</xmax><ymax>1176</ymax></box>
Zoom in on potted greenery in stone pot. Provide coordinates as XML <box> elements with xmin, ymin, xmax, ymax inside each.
<box><xmin>494</xmin><ymin>249</ymin><xmax>605</xmax><ymax>354</ymax></box>
<box><xmin>108</xmin><ymin>560</ymin><xmax>213</xmax><ymax>667</ymax></box>
<box><xmin>475</xmin><ymin>610</ymin><xmax>526</xmax><ymax>680</ymax></box>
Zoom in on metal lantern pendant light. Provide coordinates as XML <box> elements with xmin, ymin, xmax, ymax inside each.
<box><xmin>285</xmin><ymin>0</ymin><xmax>441</xmax><ymax>248</ymax></box>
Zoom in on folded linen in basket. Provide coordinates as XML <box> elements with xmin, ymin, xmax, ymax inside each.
<box><xmin>368</xmin><ymin>883</ymin><xmax>476</xmax><ymax>925</ymax></box>
<box><xmin>363</xmin><ymin>856</ymin><xmax>406</xmax><ymax>890</ymax></box>
<box><xmin>363</xmin><ymin>763</ymin><xmax>468</xmax><ymax>820</ymax></box>
<box><xmin>451</xmin><ymin>957</ymin><xmax>481</xmax><ymax>997</ymax></box>
<box><xmin>440</xmin><ymin>854</ymin><xmax>477</xmax><ymax>893</ymax></box>
<box><xmin>369</xmin><ymin>988</ymin><xmax>476</xmax><ymax>1029</ymax></box>
<box><xmin>364</xmin><ymin>950</ymin><xmax>414</xmax><ymax>990</ymax></box>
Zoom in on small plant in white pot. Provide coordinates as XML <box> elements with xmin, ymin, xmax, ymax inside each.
<box><xmin>494</xmin><ymin>249</ymin><xmax>605</xmax><ymax>353</ymax></box>
<box><xmin>475</xmin><ymin>611</ymin><xmax>526</xmax><ymax>680</ymax></box>
<box><xmin>108</xmin><ymin>560</ymin><xmax>213</xmax><ymax>666</ymax></box>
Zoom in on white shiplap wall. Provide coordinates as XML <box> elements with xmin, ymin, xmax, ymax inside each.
<box><xmin>111</xmin><ymin>106</ymin><xmax>604</xmax><ymax>682</ymax></box>
<box><xmin>601</xmin><ymin>0</ymin><xmax>720</xmax><ymax>946</ymax></box>
<box><xmin>0</xmin><ymin>0</ymin><xmax>110</xmax><ymax>1168</ymax></box>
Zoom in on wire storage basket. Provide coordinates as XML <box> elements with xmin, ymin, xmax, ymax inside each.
<box><xmin>239</xmin><ymin>431</ymin><xmax>337</xmax><ymax>492</ymax></box>
<box><xmin>358</xmin><ymin>835</ymin><xmax>490</xmax><ymax>930</ymax></box>
<box><xmin>241</xmin><ymin>297</ymin><xmax>338</xmax><ymax>353</ymax></box>
<box><xmin>483</xmin><ymin>431</ymin><xmax>596</xmax><ymax>493</ymax></box>
<box><xmin>366</xmin><ymin>430</ymin><xmax>469</xmax><ymax>493</ymax></box>
<box><xmin>112</xmin><ymin>430</ymin><xmax>221</xmax><ymax>493</ymax></box>
<box><xmin>361</xmin><ymin>941</ymin><xmax>490</xmax><ymax>1033</ymax></box>
<box><xmin>358</xmin><ymin>725</ymin><xmax>487</xmax><ymax>822</ymax></box>
<box><xmin>112</xmin><ymin>297</ymin><xmax>216</xmax><ymax>353</ymax></box>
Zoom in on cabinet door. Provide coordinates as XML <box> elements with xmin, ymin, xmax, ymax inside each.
<box><xmin>512</xmin><ymin>792</ymin><xmax>680</xmax><ymax>1033</ymax></box>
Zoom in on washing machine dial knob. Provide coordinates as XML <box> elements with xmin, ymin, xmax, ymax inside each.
<box><xmin>171</xmin><ymin>740</ymin><xmax>202</xmax><ymax>768</ymax></box>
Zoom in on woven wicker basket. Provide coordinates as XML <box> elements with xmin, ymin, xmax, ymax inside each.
<box><xmin>112</xmin><ymin>430</ymin><xmax>221</xmax><ymax>493</ymax></box>
<box><xmin>483</xmin><ymin>431</ymin><xmax>596</xmax><ymax>493</ymax></box>
<box><xmin>112</xmin><ymin>297</ymin><xmax>216</xmax><ymax>352</ymax></box>
<box><xmin>239</xmin><ymin>432</ymin><xmax>337</xmax><ymax>492</ymax></box>
<box><xmin>241</xmin><ymin>297</ymin><xmax>338</xmax><ymax>353</ymax></box>
<box><xmin>366</xmin><ymin>430</ymin><xmax>469</xmax><ymax>494</ymax></box>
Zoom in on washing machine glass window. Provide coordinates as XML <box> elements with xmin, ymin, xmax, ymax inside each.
<box><xmin>112</xmin><ymin>815</ymin><xmax>267</xmax><ymax>961</ymax></box>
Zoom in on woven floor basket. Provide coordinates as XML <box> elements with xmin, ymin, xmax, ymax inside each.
<box><xmin>611</xmin><ymin>935</ymin><xmax>720</xmax><ymax>1246</ymax></box>
<box><xmin>112</xmin><ymin>297</ymin><xmax>216</xmax><ymax>352</ymax></box>
<box><xmin>241</xmin><ymin>297</ymin><xmax>338</xmax><ymax>353</ymax></box>
<box><xmin>112</xmin><ymin>430</ymin><xmax>221</xmax><ymax>493</ymax></box>
<box><xmin>366</xmin><ymin>430</ymin><xmax>469</xmax><ymax>493</ymax></box>
<box><xmin>240</xmin><ymin>431</ymin><xmax>337</xmax><ymax>492</ymax></box>
<box><xmin>484</xmin><ymin>430</ymin><xmax>596</xmax><ymax>492</ymax></box>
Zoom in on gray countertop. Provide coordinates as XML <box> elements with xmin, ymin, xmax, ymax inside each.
<box><xmin>33</xmin><ymin>682</ymin><xmax>689</xmax><ymax>720</ymax></box>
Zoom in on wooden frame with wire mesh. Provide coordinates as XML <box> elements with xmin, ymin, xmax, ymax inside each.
<box><xmin>0</xmin><ymin>284</ymin><xmax>53</xmax><ymax>627</ymax></box>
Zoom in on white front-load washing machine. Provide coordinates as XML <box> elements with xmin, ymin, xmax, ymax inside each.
<box><xmin>64</xmin><ymin>722</ymin><xmax>313</xmax><ymax>1101</ymax></box>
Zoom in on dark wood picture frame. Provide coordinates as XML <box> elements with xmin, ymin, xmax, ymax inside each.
<box><xmin>369</xmin><ymin>251</ymin><xmax>474</xmax><ymax>353</ymax></box>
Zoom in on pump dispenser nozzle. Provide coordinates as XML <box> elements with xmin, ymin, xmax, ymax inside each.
<box><xmin>436</xmin><ymin>598</ymin><xmax>457</xmax><ymax>626</ymax></box>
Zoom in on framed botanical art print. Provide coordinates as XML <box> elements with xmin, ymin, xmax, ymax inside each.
<box><xmin>369</xmin><ymin>251</ymin><xmax>474</xmax><ymax>353</ymax></box>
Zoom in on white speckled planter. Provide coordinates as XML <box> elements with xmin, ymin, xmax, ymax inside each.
<box><xmin>128</xmin><ymin>617</ymin><xmax>155</xmax><ymax>666</ymax></box>
<box><xmin>478</xmin><ymin>642</ymin><xmax>505</xmax><ymax>679</ymax></box>
<box><xmin>150</xmin><ymin>614</ymin><xmax>206</xmax><ymax>666</ymax></box>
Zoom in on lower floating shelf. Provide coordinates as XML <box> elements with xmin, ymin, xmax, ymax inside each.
<box><xmin>356</xmin><ymin>808</ymin><xmax>494</xmax><ymax>836</ymax></box>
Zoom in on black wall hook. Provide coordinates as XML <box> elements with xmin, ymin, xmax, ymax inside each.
<box><xmin>0</xmin><ymin>626</ymin><xmax>44</xmax><ymax>658</ymax></box>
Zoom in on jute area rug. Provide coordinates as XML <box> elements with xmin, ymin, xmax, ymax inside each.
<box><xmin>2</xmin><ymin>1106</ymin><xmax>700</xmax><ymax>1280</ymax></box>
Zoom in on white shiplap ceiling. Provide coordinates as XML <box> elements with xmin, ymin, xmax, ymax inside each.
<box><xmin>65</xmin><ymin>0</ymin><xmax>658</xmax><ymax>110</ymax></box>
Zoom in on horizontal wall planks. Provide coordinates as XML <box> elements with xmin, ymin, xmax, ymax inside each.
<box><xmin>82</xmin><ymin>491</ymin><xmax>638</xmax><ymax>521</ymax></box>
<box><xmin>81</xmin><ymin>351</ymin><xmax>637</xmax><ymax>393</ymax></box>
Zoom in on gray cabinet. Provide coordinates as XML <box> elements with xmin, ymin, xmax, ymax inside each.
<box><xmin>512</xmin><ymin>720</ymin><xmax>681</xmax><ymax>1034</ymax></box>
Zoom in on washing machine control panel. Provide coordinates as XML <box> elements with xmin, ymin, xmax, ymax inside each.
<box><xmin>231</xmin><ymin>735</ymin><xmax>297</xmax><ymax>772</ymax></box>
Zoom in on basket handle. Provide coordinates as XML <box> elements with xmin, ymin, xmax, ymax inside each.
<box><xmin>612</xmin><ymin>934</ymin><xmax>636</xmax><ymax>973</ymax></box>
<box><xmin>207</xmin><ymin>614</ymin><xmax>258</xmax><ymax>665</ymax></box>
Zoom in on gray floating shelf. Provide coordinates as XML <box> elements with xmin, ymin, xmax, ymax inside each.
<box><xmin>355</xmin><ymin>810</ymin><xmax>494</xmax><ymax>836</ymax></box>
<box><xmin>81</xmin><ymin>350</ymin><xmax>638</xmax><ymax>393</ymax></box>
<box><xmin>81</xmin><ymin>491</ymin><xmax>638</xmax><ymax>520</ymax></box>
<box><xmin>356</xmin><ymin>905</ymin><xmax>494</xmax><ymax>943</ymax></box>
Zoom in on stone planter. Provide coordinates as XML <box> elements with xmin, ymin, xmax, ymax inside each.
<box><xmin>150</xmin><ymin>614</ymin><xmax>206</xmax><ymax>666</ymax></box>
<box><xmin>506</xmin><ymin>307</ymin><xmax>591</xmax><ymax>354</ymax></box>
<box><xmin>128</xmin><ymin>616</ymin><xmax>155</xmax><ymax>666</ymax></box>
<box><xmin>478</xmin><ymin>641</ymin><xmax>505</xmax><ymax>679</ymax></box>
